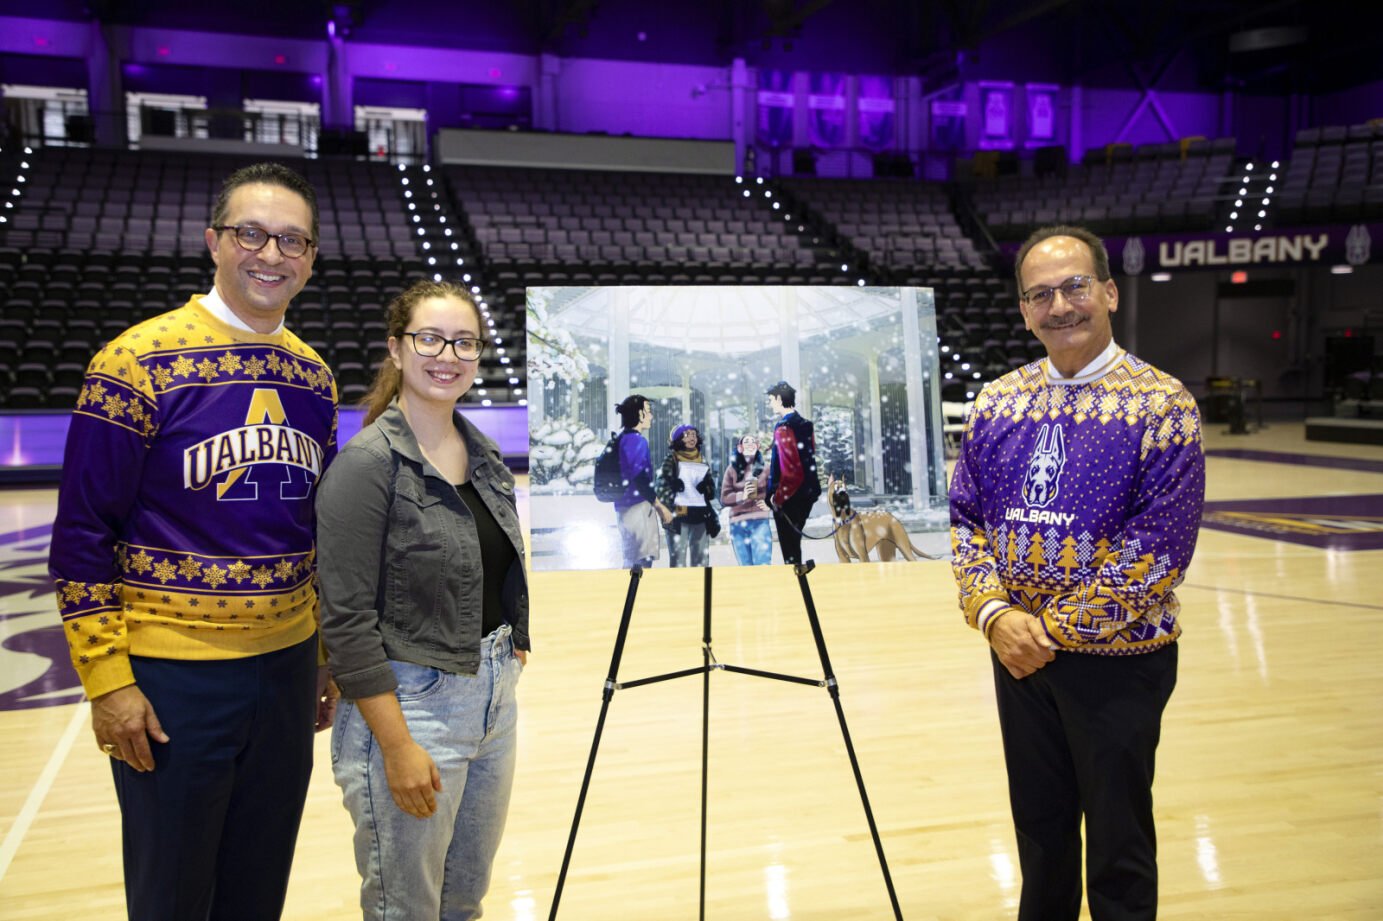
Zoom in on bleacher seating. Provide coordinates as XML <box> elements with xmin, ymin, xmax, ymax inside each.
<box><xmin>445</xmin><ymin>165</ymin><xmax>848</xmax><ymax>304</ymax></box>
<box><xmin>970</xmin><ymin>139</ymin><xmax>1235</xmax><ymax>239</ymax></box>
<box><xmin>439</xmin><ymin>165</ymin><xmax>866</xmax><ymax>399</ymax></box>
<box><xmin>772</xmin><ymin>175</ymin><xmax>1016</xmax><ymax>398</ymax></box>
<box><xmin>0</xmin><ymin>147</ymin><xmax>522</xmax><ymax>409</ymax></box>
<box><xmin>26</xmin><ymin>126</ymin><xmax>1374</xmax><ymax>410</ymax></box>
<box><xmin>778</xmin><ymin>177</ymin><xmax>988</xmax><ymax>277</ymax></box>
<box><xmin>1275</xmin><ymin>121</ymin><xmax>1383</xmax><ymax>225</ymax></box>
<box><xmin>438</xmin><ymin>165</ymin><xmax>1022</xmax><ymax>401</ymax></box>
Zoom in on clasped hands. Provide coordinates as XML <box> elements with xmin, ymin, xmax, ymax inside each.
<box><xmin>989</xmin><ymin>609</ymin><xmax>1056</xmax><ymax>679</ymax></box>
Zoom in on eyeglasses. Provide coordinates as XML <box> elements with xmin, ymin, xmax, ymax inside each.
<box><xmin>402</xmin><ymin>331</ymin><xmax>487</xmax><ymax>361</ymax></box>
<box><xmin>212</xmin><ymin>224</ymin><xmax>315</xmax><ymax>259</ymax></box>
<box><xmin>1021</xmin><ymin>275</ymin><xmax>1097</xmax><ymax>308</ymax></box>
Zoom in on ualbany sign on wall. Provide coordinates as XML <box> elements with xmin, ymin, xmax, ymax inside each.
<box><xmin>1003</xmin><ymin>224</ymin><xmax>1378</xmax><ymax>272</ymax></box>
<box><xmin>1153</xmin><ymin>233</ymin><xmax>1328</xmax><ymax>267</ymax></box>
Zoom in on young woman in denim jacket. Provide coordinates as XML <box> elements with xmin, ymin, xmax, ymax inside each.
<box><xmin>315</xmin><ymin>280</ymin><xmax>529</xmax><ymax>921</ymax></box>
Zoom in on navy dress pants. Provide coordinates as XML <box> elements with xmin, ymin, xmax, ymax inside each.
<box><xmin>110</xmin><ymin>634</ymin><xmax>317</xmax><ymax>921</ymax></box>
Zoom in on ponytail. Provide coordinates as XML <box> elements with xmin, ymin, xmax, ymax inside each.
<box><xmin>360</xmin><ymin>362</ymin><xmax>401</xmax><ymax>426</ymax></box>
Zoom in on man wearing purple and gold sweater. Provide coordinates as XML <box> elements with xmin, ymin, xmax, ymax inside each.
<box><xmin>49</xmin><ymin>163</ymin><xmax>338</xmax><ymax>920</ymax></box>
<box><xmin>949</xmin><ymin>225</ymin><xmax>1204</xmax><ymax>921</ymax></box>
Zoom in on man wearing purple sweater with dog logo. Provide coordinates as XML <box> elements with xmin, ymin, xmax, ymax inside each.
<box><xmin>950</xmin><ymin>225</ymin><xmax>1205</xmax><ymax>921</ymax></box>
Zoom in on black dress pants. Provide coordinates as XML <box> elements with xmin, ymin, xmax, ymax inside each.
<box><xmin>992</xmin><ymin>643</ymin><xmax>1177</xmax><ymax>921</ymax></box>
<box><xmin>771</xmin><ymin>492</ymin><xmax>813</xmax><ymax>565</ymax></box>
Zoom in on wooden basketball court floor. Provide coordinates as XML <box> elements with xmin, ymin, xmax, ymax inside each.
<box><xmin>1</xmin><ymin>421</ymin><xmax>1380</xmax><ymax>920</ymax></box>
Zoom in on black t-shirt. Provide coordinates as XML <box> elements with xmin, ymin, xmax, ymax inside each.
<box><xmin>456</xmin><ymin>481</ymin><xmax>517</xmax><ymax>638</ymax></box>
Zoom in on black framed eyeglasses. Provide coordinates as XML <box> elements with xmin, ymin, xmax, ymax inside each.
<box><xmin>402</xmin><ymin>331</ymin><xmax>487</xmax><ymax>361</ymax></box>
<box><xmin>212</xmin><ymin>224</ymin><xmax>315</xmax><ymax>259</ymax></box>
<box><xmin>1021</xmin><ymin>274</ymin><xmax>1096</xmax><ymax>308</ymax></box>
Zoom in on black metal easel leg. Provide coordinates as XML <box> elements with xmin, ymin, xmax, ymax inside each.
<box><xmin>794</xmin><ymin>561</ymin><xmax>904</xmax><ymax>921</ymax></box>
<box><xmin>549</xmin><ymin>565</ymin><xmax>644</xmax><ymax>921</ymax></box>
<box><xmin>700</xmin><ymin>566</ymin><xmax>712</xmax><ymax>921</ymax></box>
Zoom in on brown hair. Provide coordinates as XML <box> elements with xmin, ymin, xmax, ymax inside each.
<box><xmin>360</xmin><ymin>279</ymin><xmax>483</xmax><ymax>425</ymax></box>
<box><xmin>1013</xmin><ymin>224</ymin><xmax>1112</xmax><ymax>292</ymax></box>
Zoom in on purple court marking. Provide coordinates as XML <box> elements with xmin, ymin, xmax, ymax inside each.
<box><xmin>1205</xmin><ymin>449</ymin><xmax>1383</xmax><ymax>474</ymax></box>
<box><xmin>0</xmin><ymin>523</ymin><xmax>85</xmax><ymax>711</ymax></box>
<box><xmin>2</xmin><ymin>405</ymin><xmax>530</xmax><ymax>471</ymax></box>
<box><xmin>1200</xmin><ymin>493</ymin><xmax>1383</xmax><ymax>551</ymax></box>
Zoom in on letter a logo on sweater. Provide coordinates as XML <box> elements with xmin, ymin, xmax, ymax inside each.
<box><xmin>244</xmin><ymin>388</ymin><xmax>288</xmax><ymax>425</ymax></box>
<box><xmin>1022</xmin><ymin>423</ymin><xmax>1066</xmax><ymax>509</ymax></box>
<box><xmin>182</xmin><ymin>388</ymin><xmax>324</xmax><ymax>500</ymax></box>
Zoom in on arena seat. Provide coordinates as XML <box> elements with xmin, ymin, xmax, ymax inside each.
<box><xmin>0</xmin><ymin>147</ymin><xmax>521</xmax><ymax>408</ymax></box>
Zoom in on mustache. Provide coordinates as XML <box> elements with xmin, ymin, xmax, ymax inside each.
<box><xmin>1041</xmin><ymin>316</ymin><xmax>1086</xmax><ymax>330</ymax></box>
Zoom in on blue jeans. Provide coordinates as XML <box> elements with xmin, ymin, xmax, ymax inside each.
<box><xmin>729</xmin><ymin>518</ymin><xmax>773</xmax><ymax>565</ymax></box>
<box><xmin>332</xmin><ymin>626</ymin><xmax>522</xmax><ymax>921</ymax></box>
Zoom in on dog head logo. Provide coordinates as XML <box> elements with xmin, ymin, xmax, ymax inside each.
<box><xmin>1346</xmin><ymin>225</ymin><xmax>1371</xmax><ymax>266</ymax></box>
<box><xmin>1022</xmin><ymin>423</ymin><xmax>1066</xmax><ymax>509</ymax></box>
<box><xmin>1122</xmin><ymin>236</ymin><xmax>1145</xmax><ymax>276</ymax></box>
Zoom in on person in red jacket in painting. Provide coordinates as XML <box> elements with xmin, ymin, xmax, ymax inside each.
<box><xmin>764</xmin><ymin>380</ymin><xmax>821</xmax><ymax>565</ymax></box>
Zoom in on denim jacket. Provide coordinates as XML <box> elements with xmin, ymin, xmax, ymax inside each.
<box><xmin>315</xmin><ymin>402</ymin><xmax>529</xmax><ymax>700</ymax></box>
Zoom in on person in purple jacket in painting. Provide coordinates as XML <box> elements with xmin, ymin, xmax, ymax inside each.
<box><xmin>949</xmin><ymin>224</ymin><xmax>1205</xmax><ymax>921</ymax></box>
<box><xmin>612</xmin><ymin>394</ymin><xmax>673</xmax><ymax>568</ymax></box>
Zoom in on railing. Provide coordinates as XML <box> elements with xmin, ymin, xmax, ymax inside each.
<box><xmin>749</xmin><ymin>143</ymin><xmax>919</xmax><ymax>180</ymax></box>
<box><xmin>7</xmin><ymin>104</ymin><xmax>427</xmax><ymax>164</ymax></box>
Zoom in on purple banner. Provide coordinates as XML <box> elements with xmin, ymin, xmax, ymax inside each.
<box><xmin>930</xmin><ymin>88</ymin><xmax>966</xmax><ymax>151</ymax></box>
<box><xmin>857</xmin><ymin>75</ymin><xmax>895</xmax><ymax>150</ymax></box>
<box><xmin>999</xmin><ymin>223</ymin><xmax>1382</xmax><ymax>271</ymax></box>
<box><xmin>1025</xmin><ymin>83</ymin><xmax>1058</xmax><ymax>145</ymax></box>
<box><xmin>979</xmin><ymin>81</ymin><xmax>1014</xmax><ymax>150</ymax></box>
<box><xmin>756</xmin><ymin>69</ymin><xmax>794</xmax><ymax>148</ymax></box>
<box><xmin>808</xmin><ymin>72</ymin><xmax>847</xmax><ymax>148</ymax></box>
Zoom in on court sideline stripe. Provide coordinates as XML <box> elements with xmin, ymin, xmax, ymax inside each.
<box><xmin>0</xmin><ymin>702</ymin><xmax>90</xmax><ymax>882</ymax></box>
<box><xmin>1182</xmin><ymin>582</ymin><xmax>1383</xmax><ymax>612</ymax></box>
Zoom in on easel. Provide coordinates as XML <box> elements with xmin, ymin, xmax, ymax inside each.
<box><xmin>549</xmin><ymin>561</ymin><xmax>903</xmax><ymax>920</ymax></box>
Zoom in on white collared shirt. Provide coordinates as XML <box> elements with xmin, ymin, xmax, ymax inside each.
<box><xmin>1045</xmin><ymin>339</ymin><xmax>1121</xmax><ymax>386</ymax></box>
<box><xmin>199</xmin><ymin>287</ymin><xmax>285</xmax><ymax>336</ymax></box>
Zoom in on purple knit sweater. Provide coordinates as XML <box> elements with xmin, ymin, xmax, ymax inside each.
<box><xmin>949</xmin><ymin>349</ymin><xmax>1204</xmax><ymax>654</ymax></box>
<box><xmin>49</xmin><ymin>298</ymin><xmax>338</xmax><ymax>697</ymax></box>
